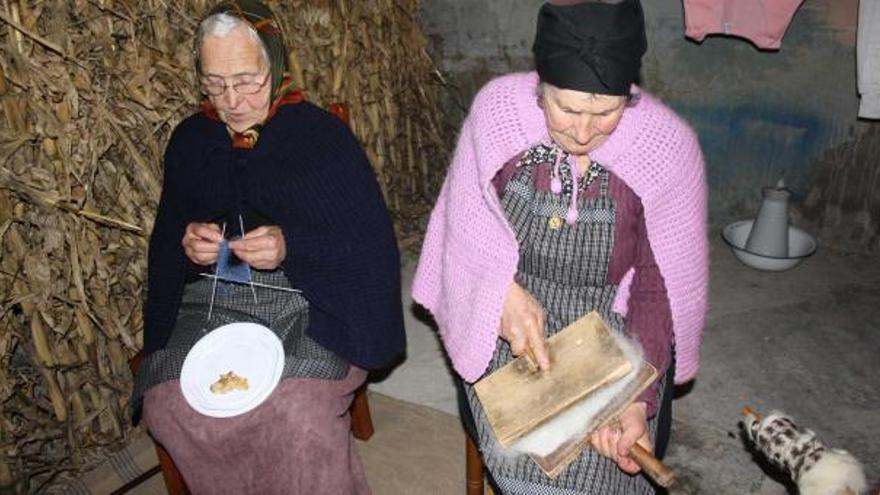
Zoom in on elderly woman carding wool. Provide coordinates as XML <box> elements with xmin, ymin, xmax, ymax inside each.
<box><xmin>413</xmin><ymin>0</ymin><xmax>708</xmax><ymax>492</ymax></box>
<box><xmin>130</xmin><ymin>1</ymin><xmax>405</xmax><ymax>493</ymax></box>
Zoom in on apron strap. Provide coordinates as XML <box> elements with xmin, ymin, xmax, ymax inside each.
<box><xmin>597</xmin><ymin>164</ymin><xmax>611</xmax><ymax>198</ymax></box>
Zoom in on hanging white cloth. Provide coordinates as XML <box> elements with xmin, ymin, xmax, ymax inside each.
<box><xmin>859</xmin><ymin>0</ymin><xmax>880</xmax><ymax>118</ymax></box>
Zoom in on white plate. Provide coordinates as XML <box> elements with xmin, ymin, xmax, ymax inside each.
<box><xmin>183</xmin><ymin>330</ymin><xmax>281</xmax><ymax>410</ymax></box>
<box><xmin>180</xmin><ymin>322</ymin><xmax>284</xmax><ymax>418</ymax></box>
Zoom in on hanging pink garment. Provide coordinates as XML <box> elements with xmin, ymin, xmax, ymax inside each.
<box><xmin>683</xmin><ymin>0</ymin><xmax>805</xmax><ymax>50</ymax></box>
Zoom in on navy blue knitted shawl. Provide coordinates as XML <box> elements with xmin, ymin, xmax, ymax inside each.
<box><xmin>143</xmin><ymin>102</ymin><xmax>406</xmax><ymax>370</ymax></box>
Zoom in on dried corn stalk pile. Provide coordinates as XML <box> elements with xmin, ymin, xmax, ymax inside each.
<box><xmin>0</xmin><ymin>0</ymin><xmax>447</xmax><ymax>490</ymax></box>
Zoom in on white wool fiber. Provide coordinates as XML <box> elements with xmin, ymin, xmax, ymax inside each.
<box><xmin>508</xmin><ymin>328</ymin><xmax>645</xmax><ymax>457</ymax></box>
<box><xmin>798</xmin><ymin>449</ymin><xmax>867</xmax><ymax>495</ymax></box>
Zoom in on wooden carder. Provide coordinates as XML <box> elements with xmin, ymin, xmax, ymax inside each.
<box><xmin>474</xmin><ymin>311</ymin><xmax>675</xmax><ymax>487</ymax></box>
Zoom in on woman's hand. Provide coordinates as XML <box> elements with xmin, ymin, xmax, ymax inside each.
<box><xmin>228</xmin><ymin>226</ymin><xmax>286</xmax><ymax>270</ymax></box>
<box><xmin>590</xmin><ymin>401</ymin><xmax>651</xmax><ymax>474</ymax></box>
<box><xmin>499</xmin><ymin>282</ymin><xmax>550</xmax><ymax>370</ymax></box>
<box><xmin>182</xmin><ymin>223</ymin><xmax>223</xmax><ymax>266</ymax></box>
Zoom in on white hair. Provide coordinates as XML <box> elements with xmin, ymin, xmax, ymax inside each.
<box><xmin>196</xmin><ymin>13</ymin><xmax>269</xmax><ymax>69</ymax></box>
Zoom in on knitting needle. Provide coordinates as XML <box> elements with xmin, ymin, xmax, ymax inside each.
<box><xmin>238</xmin><ymin>214</ymin><xmax>259</xmax><ymax>304</ymax></box>
<box><xmin>198</xmin><ymin>273</ymin><xmax>302</xmax><ymax>293</ymax></box>
<box><xmin>206</xmin><ymin>222</ymin><xmax>227</xmax><ymax>322</ymax></box>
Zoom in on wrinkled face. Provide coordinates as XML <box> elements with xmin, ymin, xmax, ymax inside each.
<box><xmin>199</xmin><ymin>27</ymin><xmax>271</xmax><ymax>133</ymax></box>
<box><xmin>541</xmin><ymin>85</ymin><xmax>626</xmax><ymax>156</ymax></box>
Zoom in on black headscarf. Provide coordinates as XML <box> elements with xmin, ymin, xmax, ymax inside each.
<box><xmin>533</xmin><ymin>0</ymin><xmax>647</xmax><ymax>95</ymax></box>
<box><xmin>201</xmin><ymin>0</ymin><xmax>288</xmax><ymax>99</ymax></box>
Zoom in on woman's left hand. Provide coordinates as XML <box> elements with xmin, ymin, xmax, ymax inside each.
<box><xmin>228</xmin><ymin>225</ymin><xmax>287</xmax><ymax>270</ymax></box>
<box><xmin>589</xmin><ymin>401</ymin><xmax>651</xmax><ymax>474</ymax></box>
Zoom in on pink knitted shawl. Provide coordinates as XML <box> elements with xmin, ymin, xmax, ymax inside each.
<box><xmin>412</xmin><ymin>72</ymin><xmax>708</xmax><ymax>384</ymax></box>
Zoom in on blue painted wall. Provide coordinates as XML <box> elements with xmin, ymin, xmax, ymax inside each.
<box><xmin>422</xmin><ymin>0</ymin><xmax>878</xmax><ymax>249</ymax></box>
<box><xmin>641</xmin><ymin>1</ymin><xmax>859</xmax><ymax>223</ymax></box>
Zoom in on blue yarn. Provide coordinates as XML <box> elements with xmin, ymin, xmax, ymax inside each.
<box><xmin>216</xmin><ymin>239</ymin><xmax>251</xmax><ymax>283</ymax></box>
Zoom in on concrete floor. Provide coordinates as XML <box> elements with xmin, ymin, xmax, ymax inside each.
<box><xmin>371</xmin><ymin>236</ymin><xmax>880</xmax><ymax>493</ymax></box>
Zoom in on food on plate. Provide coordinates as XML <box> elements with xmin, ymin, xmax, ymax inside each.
<box><xmin>210</xmin><ymin>371</ymin><xmax>250</xmax><ymax>394</ymax></box>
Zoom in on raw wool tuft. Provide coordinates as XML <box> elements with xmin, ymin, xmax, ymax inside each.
<box><xmin>799</xmin><ymin>449</ymin><xmax>868</xmax><ymax>495</ymax></box>
<box><xmin>0</xmin><ymin>0</ymin><xmax>447</xmax><ymax>489</ymax></box>
<box><xmin>509</xmin><ymin>328</ymin><xmax>645</xmax><ymax>457</ymax></box>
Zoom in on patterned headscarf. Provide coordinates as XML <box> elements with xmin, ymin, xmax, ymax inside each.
<box><xmin>204</xmin><ymin>0</ymin><xmax>288</xmax><ymax>99</ymax></box>
<box><xmin>198</xmin><ymin>0</ymin><xmax>304</xmax><ymax>148</ymax></box>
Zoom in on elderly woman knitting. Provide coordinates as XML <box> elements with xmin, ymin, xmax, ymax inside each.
<box><xmin>130</xmin><ymin>1</ymin><xmax>404</xmax><ymax>493</ymax></box>
<box><xmin>413</xmin><ymin>0</ymin><xmax>708</xmax><ymax>493</ymax></box>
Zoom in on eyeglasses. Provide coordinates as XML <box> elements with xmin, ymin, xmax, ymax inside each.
<box><xmin>200</xmin><ymin>71</ymin><xmax>270</xmax><ymax>96</ymax></box>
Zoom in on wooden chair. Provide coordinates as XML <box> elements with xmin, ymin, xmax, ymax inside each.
<box><xmin>460</xmin><ymin>378</ymin><xmax>489</xmax><ymax>495</ymax></box>
<box><xmin>466</xmin><ymin>434</ymin><xmax>485</xmax><ymax>495</ymax></box>
<box><xmin>128</xmin><ymin>352</ymin><xmax>374</xmax><ymax>495</ymax></box>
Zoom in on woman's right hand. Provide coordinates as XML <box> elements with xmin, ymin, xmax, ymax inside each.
<box><xmin>499</xmin><ymin>282</ymin><xmax>550</xmax><ymax>370</ymax></box>
<box><xmin>182</xmin><ymin>222</ymin><xmax>223</xmax><ymax>266</ymax></box>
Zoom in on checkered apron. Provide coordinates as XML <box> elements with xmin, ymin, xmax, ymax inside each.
<box><xmin>131</xmin><ymin>270</ymin><xmax>350</xmax><ymax>414</ymax></box>
<box><xmin>465</xmin><ymin>154</ymin><xmax>661</xmax><ymax>494</ymax></box>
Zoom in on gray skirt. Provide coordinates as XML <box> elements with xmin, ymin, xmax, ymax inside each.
<box><xmin>131</xmin><ymin>270</ymin><xmax>349</xmax><ymax>415</ymax></box>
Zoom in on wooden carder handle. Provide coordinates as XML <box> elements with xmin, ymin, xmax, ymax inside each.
<box><xmin>629</xmin><ymin>443</ymin><xmax>675</xmax><ymax>488</ymax></box>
